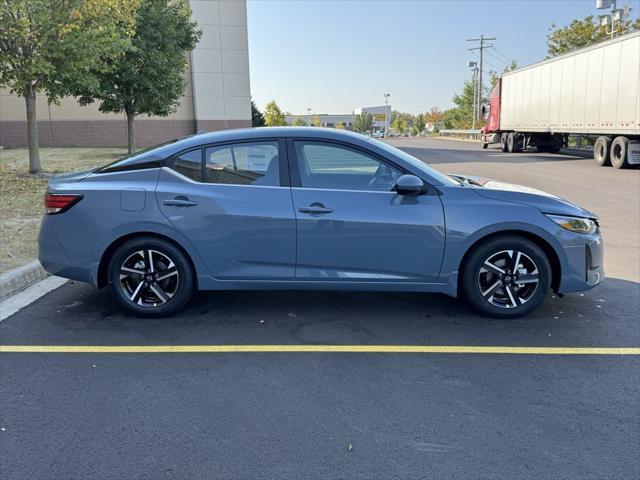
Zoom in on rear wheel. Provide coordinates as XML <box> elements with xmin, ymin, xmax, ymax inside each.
<box><xmin>594</xmin><ymin>136</ymin><xmax>612</xmax><ymax>166</ymax></box>
<box><xmin>461</xmin><ymin>236</ymin><xmax>551</xmax><ymax>318</ymax></box>
<box><xmin>611</xmin><ymin>136</ymin><xmax>629</xmax><ymax>169</ymax></box>
<box><xmin>507</xmin><ymin>132</ymin><xmax>515</xmax><ymax>153</ymax></box>
<box><xmin>500</xmin><ymin>133</ymin><xmax>508</xmax><ymax>152</ymax></box>
<box><xmin>108</xmin><ymin>236</ymin><xmax>194</xmax><ymax>317</ymax></box>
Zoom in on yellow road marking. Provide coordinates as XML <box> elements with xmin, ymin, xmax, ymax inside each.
<box><xmin>0</xmin><ymin>345</ymin><xmax>639</xmax><ymax>355</ymax></box>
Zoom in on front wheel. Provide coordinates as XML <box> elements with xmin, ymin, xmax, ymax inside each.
<box><xmin>461</xmin><ymin>236</ymin><xmax>551</xmax><ymax>318</ymax></box>
<box><xmin>108</xmin><ymin>236</ymin><xmax>194</xmax><ymax>317</ymax></box>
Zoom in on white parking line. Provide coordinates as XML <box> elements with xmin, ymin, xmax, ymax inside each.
<box><xmin>0</xmin><ymin>276</ymin><xmax>68</xmax><ymax>322</ymax></box>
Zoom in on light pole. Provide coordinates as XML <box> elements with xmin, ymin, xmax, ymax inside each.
<box><xmin>383</xmin><ymin>93</ymin><xmax>390</xmax><ymax>137</ymax></box>
<box><xmin>306</xmin><ymin>107</ymin><xmax>311</xmax><ymax>126</ymax></box>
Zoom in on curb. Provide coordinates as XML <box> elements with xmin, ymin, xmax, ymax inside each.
<box><xmin>0</xmin><ymin>260</ymin><xmax>49</xmax><ymax>301</ymax></box>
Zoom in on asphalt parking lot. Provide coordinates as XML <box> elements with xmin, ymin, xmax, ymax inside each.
<box><xmin>1</xmin><ymin>137</ymin><xmax>639</xmax><ymax>479</ymax></box>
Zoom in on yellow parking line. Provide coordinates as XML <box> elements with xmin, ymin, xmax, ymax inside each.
<box><xmin>0</xmin><ymin>345</ymin><xmax>639</xmax><ymax>355</ymax></box>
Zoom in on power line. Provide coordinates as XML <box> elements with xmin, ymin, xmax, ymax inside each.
<box><xmin>491</xmin><ymin>46</ymin><xmax>513</xmax><ymax>63</ymax></box>
<box><xmin>485</xmin><ymin>49</ymin><xmax>509</xmax><ymax>67</ymax></box>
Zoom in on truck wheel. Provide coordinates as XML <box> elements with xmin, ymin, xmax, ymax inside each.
<box><xmin>507</xmin><ymin>132</ymin><xmax>516</xmax><ymax>153</ymax></box>
<box><xmin>594</xmin><ymin>136</ymin><xmax>612</xmax><ymax>166</ymax></box>
<box><xmin>513</xmin><ymin>133</ymin><xmax>525</xmax><ymax>153</ymax></box>
<box><xmin>548</xmin><ymin>135</ymin><xmax>563</xmax><ymax>153</ymax></box>
<box><xmin>500</xmin><ymin>133</ymin><xmax>508</xmax><ymax>152</ymax></box>
<box><xmin>610</xmin><ymin>136</ymin><xmax>629</xmax><ymax>169</ymax></box>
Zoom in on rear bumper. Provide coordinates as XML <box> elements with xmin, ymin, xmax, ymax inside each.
<box><xmin>38</xmin><ymin>215</ymin><xmax>97</xmax><ymax>285</ymax></box>
<box><xmin>558</xmin><ymin>232</ymin><xmax>604</xmax><ymax>293</ymax></box>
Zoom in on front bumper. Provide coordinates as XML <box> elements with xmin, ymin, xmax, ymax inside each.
<box><xmin>558</xmin><ymin>231</ymin><xmax>604</xmax><ymax>293</ymax></box>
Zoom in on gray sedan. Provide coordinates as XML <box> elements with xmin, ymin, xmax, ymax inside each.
<box><xmin>38</xmin><ymin>127</ymin><xmax>604</xmax><ymax>317</ymax></box>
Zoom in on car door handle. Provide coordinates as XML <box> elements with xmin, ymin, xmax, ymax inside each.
<box><xmin>299</xmin><ymin>204</ymin><xmax>333</xmax><ymax>215</ymax></box>
<box><xmin>163</xmin><ymin>197</ymin><xmax>198</xmax><ymax>207</ymax></box>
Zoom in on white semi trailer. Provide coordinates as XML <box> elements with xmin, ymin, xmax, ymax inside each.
<box><xmin>481</xmin><ymin>31</ymin><xmax>640</xmax><ymax>168</ymax></box>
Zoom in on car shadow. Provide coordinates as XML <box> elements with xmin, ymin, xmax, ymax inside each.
<box><xmin>4</xmin><ymin>277</ymin><xmax>637</xmax><ymax>348</ymax></box>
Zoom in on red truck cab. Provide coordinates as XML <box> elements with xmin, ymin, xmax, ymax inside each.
<box><xmin>480</xmin><ymin>81</ymin><xmax>501</xmax><ymax>148</ymax></box>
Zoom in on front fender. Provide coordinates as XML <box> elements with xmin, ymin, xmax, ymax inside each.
<box><xmin>437</xmin><ymin>187</ymin><xmax>570</xmax><ymax>295</ymax></box>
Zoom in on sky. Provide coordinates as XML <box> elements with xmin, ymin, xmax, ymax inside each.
<box><xmin>246</xmin><ymin>0</ymin><xmax>639</xmax><ymax>115</ymax></box>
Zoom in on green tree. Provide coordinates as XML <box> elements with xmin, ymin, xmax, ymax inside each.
<box><xmin>414</xmin><ymin>113</ymin><xmax>426</xmax><ymax>135</ymax></box>
<box><xmin>547</xmin><ymin>13</ymin><xmax>640</xmax><ymax>57</ymax></box>
<box><xmin>391</xmin><ymin>111</ymin><xmax>413</xmax><ymax>135</ymax></box>
<box><xmin>76</xmin><ymin>0</ymin><xmax>200</xmax><ymax>153</ymax></box>
<box><xmin>251</xmin><ymin>99</ymin><xmax>265</xmax><ymax>127</ymax></box>
<box><xmin>444</xmin><ymin>78</ymin><xmax>476</xmax><ymax>129</ymax></box>
<box><xmin>0</xmin><ymin>0</ymin><xmax>138</xmax><ymax>173</ymax></box>
<box><xmin>292</xmin><ymin>116</ymin><xmax>307</xmax><ymax>126</ymax></box>
<box><xmin>264</xmin><ymin>100</ymin><xmax>286</xmax><ymax>126</ymax></box>
<box><xmin>311</xmin><ymin>114</ymin><xmax>322</xmax><ymax>127</ymax></box>
<box><xmin>352</xmin><ymin>112</ymin><xmax>373</xmax><ymax>133</ymax></box>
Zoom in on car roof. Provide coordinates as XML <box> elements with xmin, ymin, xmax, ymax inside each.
<box><xmin>176</xmin><ymin>127</ymin><xmax>371</xmax><ymax>149</ymax></box>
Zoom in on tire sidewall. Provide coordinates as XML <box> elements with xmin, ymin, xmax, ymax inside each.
<box><xmin>500</xmin><ymin>133</ymin><xmax>508</xmax><ymax>152</ymax></box>
<box><xmin>461</xmin><ymin>237</ymin><xmax>552</xmax><ymax>319</ymax></box>
<box><xmin>507</xmin><ymin>133</ymin><xmax>515</xmax><ymax>153</ymax></box>
<box><xmin>108</xmin><ymin>237</ymin><xmax>194</xmax><ymax>317</ymax></box>
<box><xmin>611</xmin><ymin>137</ymin><xmax>628</xmax><ymax>169</ymax></box>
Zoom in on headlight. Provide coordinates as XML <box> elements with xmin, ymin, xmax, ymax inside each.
<box><xmin>546</xmin><ymin>214</ymin><xmax>597</xmax><ymax>235</ymax></box>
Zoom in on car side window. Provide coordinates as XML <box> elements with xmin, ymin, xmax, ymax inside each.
<box><xmin>204</xmin><ymin>142</ymin><xmax>280</xmax><ymax>186</ymax></box>
<box><xmin>294</xmin><ymin>141</ymin><xmax>401</xmax><ymax>191</ymax></box>
<box><xmin>173</xmin><ymin>149</ymin><xmax>203</xmax><ymax>182</ymax></box>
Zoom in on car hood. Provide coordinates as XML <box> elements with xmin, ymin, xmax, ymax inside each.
<box><xmin>448</xmin><ymin>174</ymin><xmax>598</xmax><ymax>219</ymax></box>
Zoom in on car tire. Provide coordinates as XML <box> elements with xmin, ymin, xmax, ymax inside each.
<box><xmin>594</xmin><ymin>136</ymin><xmax>612</xmax><ymax>166</ymax></box>
<box><xmin>461</xmin><ymin>236</ymin><xmax>552</xmax><ymax>319</ymax></box>
<box><xmin>500</xmin><ymin>133</ymin><xmax>508</xmax><ymax>152</ymax></box>
<box><xmin>610</xmin><ymin>136</ymin><xmax>629</xmax><ymax>169</ymax></box>
<box><xmin>108</xmin><ymin>236</ymin><xmax>194</xmax><ymax>317</ymax></box>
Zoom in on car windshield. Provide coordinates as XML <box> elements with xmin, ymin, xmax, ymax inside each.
<box><xmin>367</xmin><ymin>139</ymin><xmax>459</xmax><ymax>186</ymax></box>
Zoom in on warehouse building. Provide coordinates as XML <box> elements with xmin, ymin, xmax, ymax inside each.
<box><xmin>285</xmin><ymin>105</ymin><xmax>392</xmax><ymax>133</ymax></box>
<box><xmin>0</xmin><ymin>0</ymin><xmax>251</xmax><ymax>148</ymax></box>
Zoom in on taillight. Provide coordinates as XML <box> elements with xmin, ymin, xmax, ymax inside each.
<box><xmin>44</xmin><ymin>193</ymin><xmax>83</xmax><ymax>214</ymax></box>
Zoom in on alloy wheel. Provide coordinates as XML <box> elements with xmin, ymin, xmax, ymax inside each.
<box><xmin>118</xmin><ymin>249</ymin><xmax>179</xmax><ymax>307</ymax></box>
<box><xmin>477</xmin><ymin>249</ymin><xmax>539</xmax><ymax>309</ymax></box>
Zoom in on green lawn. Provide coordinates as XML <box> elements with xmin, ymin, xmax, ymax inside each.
<box><xmin>0</xmin><ymin>147</ymin><xmax>127</xmax><ymax>273</ymax></box>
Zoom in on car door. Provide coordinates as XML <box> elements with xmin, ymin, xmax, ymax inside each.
<box><xmin>156</xmin><ymin>139</ymin><xmax>296</xmax><ymax>280</ymax></box>
<box><xmin>288</xmin><ymin>139</ymin><xmax>445</xmax><ymax>282</ymax></box>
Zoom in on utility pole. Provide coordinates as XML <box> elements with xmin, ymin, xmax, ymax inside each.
<box><xmin>467</xmin><ymin>34</ymin><xmax>495</xmax><ymax>125</ymax></box>
<box><xmin>306</xmin><ymin>107</ymin><xmax>311</xmax><ymax>126</ymax></box>
<box><xmin>467</xmin><ymin>61</ymin><xmax>478</xmax><ymax>129</ymax></box>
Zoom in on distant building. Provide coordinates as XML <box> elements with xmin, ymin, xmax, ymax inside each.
<box><xmin>0</xmin><ymin>0</ymin><xmax>251</xmax><ymax>148</ymax></box>
<box><xmin>285</xmin><ymin>114</ymin><xmax>356</xmax><ymax>129</ymax></box>
<box><xmin>285</xmin><ymin>105</ymin><xmax>392</xmax><ymax>132</ymax></box>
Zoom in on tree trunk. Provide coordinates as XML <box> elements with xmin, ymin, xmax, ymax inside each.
<box><xmin>25</xmin><ymin>88</ymin><xmax>41</xmax><ymax>174</ymax></box>
<box><xmin>126</xmin><ymin>110</ymin><xmax>136</xmax><ymax>154</ymax></box>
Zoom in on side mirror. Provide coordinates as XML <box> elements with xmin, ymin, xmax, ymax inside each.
<box><xmin>481</xmin><ymin>105</ymin><xmax>487</xmax><ymax>116</ymax></box>
<box><xmin>395</xmin><ymin>174</ymin><xmax>426</xmax><ymax>195</ymax></box>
